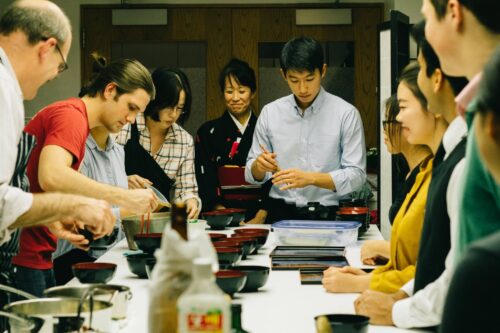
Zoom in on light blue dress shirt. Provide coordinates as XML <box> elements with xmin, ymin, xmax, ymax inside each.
<box><xmin>245</xmin><ymin>87</ymin><xmax>366</xmax><ymax>207</ymax></box>
<box><xmin>54</xmin><ymin>134</ymin><xmax>128</xmax><ymax>259</ymax></box>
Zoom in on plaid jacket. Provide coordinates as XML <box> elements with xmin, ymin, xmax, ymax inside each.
<box><xmin>116</xmin><ymin>113</ymin><xmax>200</xmax><ymax>205</ymax></box>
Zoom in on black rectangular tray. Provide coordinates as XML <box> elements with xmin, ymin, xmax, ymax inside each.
<box><xmin>271</xmin><ymin>256</ymin><xmax>349</xmax><ymax>271</ymax></box>
<box><xmin>269</xmin><ymin>246</ymin><xmax>346</xmax><ymax>258</ymax></box>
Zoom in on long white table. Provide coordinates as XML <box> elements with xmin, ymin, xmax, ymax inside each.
<box><xmin>87</xmin><ymin>225</ymin><xmax>430</xmax><ymax>333</ymax></box>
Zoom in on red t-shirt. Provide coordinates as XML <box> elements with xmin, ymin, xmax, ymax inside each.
<box><xmin>12</xmin><ymin>98</ymin><xmax>89</xmax><ymax>270</ymax></box>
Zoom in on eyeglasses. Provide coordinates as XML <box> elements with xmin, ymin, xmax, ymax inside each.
<box><xmin>54</xmin><ymin>43</ymin><xmax>69</xmax><ymax>73</ymax></box>
<box><xmin>382</xmin><ymin>120</ymin><xmax>400</xmax><ymax>131</ymax></box>
<box><xmin>165</xmin><ymin>106</ymin><xmax>185</xmax><ymax>115</ymax></box>
<box><xmin>42</xmin><ymin>37</ymin><xmax>68</xmax><ymax>73</ymax></box>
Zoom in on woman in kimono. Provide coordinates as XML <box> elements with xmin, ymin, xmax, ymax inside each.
<box><xmin>195</xmin><ymin>58</ymin><xmax>269</xmax><ymax>224</ymax></box>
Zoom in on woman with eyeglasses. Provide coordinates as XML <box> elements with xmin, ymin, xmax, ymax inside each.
<box><xmin>117</xmin><ymin>68</ymin><xmax>201</xmax><ymax>219</ymax></box>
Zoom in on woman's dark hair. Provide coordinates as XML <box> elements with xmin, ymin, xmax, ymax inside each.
<box><xmin>476</xmin><ymin>46</ymin><xmax>500</xmax><ymax>119</ymax></box>
<box><xmin>219</xmin><ymin>58</ymin><xmax>256</xmax><ymax>93</ymax></box>
<box><xmin>411</xmin><ymin>20</ymin><xmax>468</xmax><ymax>96</ymax></box>
<box><xmin>385</xmin><ymin>94</ymin><xmax>402</xmax><ymax>147</ymax></box>
<box><xmin>144</xmin><ymin>67</ymin><xmax>192</xmax><ymax>125</ymax></box>
<box><xmin>398</xmin><ymin>62</ymin><xmax>428</xmax><ymax>110</ymax></box>
<box><xmin>280</xmin><ymin>36</ymin><xmax>324</xmax><ymax>75</ymax></box>
<box><xmin>79</xmin><ymin>52</ymin><xmax>155</xmax><ymax>100</ymax></box>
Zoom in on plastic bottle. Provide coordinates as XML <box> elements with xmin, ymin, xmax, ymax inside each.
<box><xmin>148</xmin><ymin>202</ymin><xmax>191</xmax><ymax>333</ymax></box>
<box><xmin>177</xmin><ymin>258</ymin><xmax>231</xmax><ymax>333</ymax></box>
<box><xmin>231</xmin><ymin>303</ymin><xmax>250</xmax><ymax>333</ymax></box>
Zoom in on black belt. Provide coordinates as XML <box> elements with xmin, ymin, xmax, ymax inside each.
<box><xmin>266</xmin><ymin>198</ymin><xmax>338</xmax><ymax>223</ymax></box>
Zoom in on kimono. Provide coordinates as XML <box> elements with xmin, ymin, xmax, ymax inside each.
<box><xmin>195</xmin><ymin>110</ymin><xmax>269</xmax><ymax>213</ymax></box>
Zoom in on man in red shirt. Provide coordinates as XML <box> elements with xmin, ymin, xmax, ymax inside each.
<box><xmin>13</xmin><ymin>56</ymin><xmax>158</xmax><ymax>296</ymax></box>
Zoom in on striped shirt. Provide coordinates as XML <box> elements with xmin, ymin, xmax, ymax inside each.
<box><xmin>116</xmin><ymin>113</ymin><xmax>200</xmax><ymax>204</ymax></box>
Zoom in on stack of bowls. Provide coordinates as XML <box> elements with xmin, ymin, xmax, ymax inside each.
<box><xmin>336</xmin><ymin>207</ymin><xmax>370</xmax><ymax>233</ymax></box>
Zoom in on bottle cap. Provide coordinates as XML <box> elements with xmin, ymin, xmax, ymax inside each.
<box><xmin>231</xmin><ymin>302</ymin><xmax>242</xmax><ymax>312</ymax></box>
<box><xmin>193</xmin><ymin>257</ymin><xmax>212</xmax><ymax>279</ymax></box>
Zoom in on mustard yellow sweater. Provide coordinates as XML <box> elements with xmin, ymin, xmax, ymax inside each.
<box><xmin>369</xmin><ymin>156</ymin><xmax>433</xmax><ymax>293</ymax></box>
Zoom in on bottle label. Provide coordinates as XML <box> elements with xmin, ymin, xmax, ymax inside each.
<box><xmin>187</xmin><ymin>309</ymin><xmax>223</xmax><ymax>332</ymax></box>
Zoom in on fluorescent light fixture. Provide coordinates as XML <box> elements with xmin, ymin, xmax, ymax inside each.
<box><xmin>112</xmin><ymin>9</ymin><xmax>168</xmax><ymax>26</ymax></box>
<box><xmin>296</xmin><ymin>9</ymin><xmax>352</xmax><ymax>26</ymax></box>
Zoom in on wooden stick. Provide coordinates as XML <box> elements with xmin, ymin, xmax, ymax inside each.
<box><xmin>259</xmin><ymin>144</ymin><xmax>281</xmax><ymax>172</ymax></box>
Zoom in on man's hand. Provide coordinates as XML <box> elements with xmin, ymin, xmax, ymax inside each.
<box><xmin>122</xmin><ymin>188</ymin><xmax>158</xmax><ymax>215</ymax></box>
<box><xmin>322</xmin><ymin>266</ymin><xmax>371</xmax><ymax>293</ymax></box>
<box><xmin>127</xmin><ymin>175</ymin><xmax>152</xmax><ymax>189</ymax></box>
<box><xmin>253</xmin><ymin>151</ymin><xmax>280</xmax><ymax>175</ymax></box>
<box><xmin>272</xmin><ymin>168</ymin><xmax>313</xmax><ymax>190</ymax></box>
<box><xmin>242</xmin><ymin>209</ymin><xmax>267</xmax><ymax>225</ymax></box>
<box><xmin>361</xmin><ymin>240</ymin><xmax>390</xmax><ymax>265</ymax></box>
<box><xmin>213</xmin><ymin>203</ymin><xmax>226</xmax><ymax>211</ymax></box>
<box><xmin>61</xmin><ymin>197</ymin><xmax>115</xmax><ymax>239</ymax></box>
<box><xmin>186</xmin><ymin>198</ymin><xmax>200</xmax><ymax>220</ymax></box>
<box><xmin>354</xmin><ymin>289</ymin><xmax>408</xmax><ymax>326</ymax></box>
<box><xmin>48</xmin><ymin>221</ymin><xmax>89</xmax><ymax>250</ymax></box>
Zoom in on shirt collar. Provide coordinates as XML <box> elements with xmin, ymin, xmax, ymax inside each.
<box><xmin>289</xmin><ymin>87</ymin><xmax>326</xmax><ymax>116</ymax></box>
<box><xmin>0</xmin><ymin>47</ymin><xmax>23</xmax><ymax>99</ymax></box>
<box><xmin>136</xmin><ymin>112</ymin><xmax>178</xmax><ymax>142</ymax></box>
<box><xmin>455</xmin><ymin>73</ymin><xmax>482</xmax><ymax>117</ymax></box>
<box><xmin>86</xmin><ymin>132</ymin><xmax>116</xmax><ymax>152</ymax></box>
<box><xmin>442</xmin><ymin>116</ymin><xmax>467</xmax><ymax>159</ymax></box>
<box><xmin>228</xmin><ymin>111</ymin><xmax>251</xmax><ymax>134</ymax></box>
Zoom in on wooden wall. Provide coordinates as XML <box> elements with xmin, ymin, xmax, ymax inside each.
<box><xmin>81</xmin><ymin>4</ymin><xmax>383</xmax><ymax>147</ymax></box>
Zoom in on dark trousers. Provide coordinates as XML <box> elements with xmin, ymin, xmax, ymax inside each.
<box><xmin>53</xmin><ymin>249</ymin><xmax>95</xmax><ymax>285</ymax></box>
<box><xmin>266</xmin><ymin>198</ymin><xmax>338</xmax><ymax>223</ymax></box>
<box><xmin>13</xmin><ymin>265</ymin><xmax>56</xmax><ymax>298</ymax></box>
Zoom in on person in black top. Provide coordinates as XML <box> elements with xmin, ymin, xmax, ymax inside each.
<box><xmin>384</xmin><ymin>95</ymin><xmax>423</xmax><ymax>225</ymax></box>
<box><xmin>440</xmin><ymin>231</ymin><xmax>500</xmax><ymax>333</ymax></box>
<box><xmin>195</xmin><ymin>58</ymin><xmax>269</xmax><ymax>223</ymax></box>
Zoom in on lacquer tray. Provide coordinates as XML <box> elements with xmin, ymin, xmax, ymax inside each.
<box><xmin>271</xmin><ymin>256</ymin><xmax>349</xmax><ymax>270</ymax></box>
<box><xmin>269</xmin><ymin>246</ymin><xmax>345</xmax><ymax>258</ymax></box>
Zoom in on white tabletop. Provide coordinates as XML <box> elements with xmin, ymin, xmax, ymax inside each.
<box><xmin>88</xmin><ymin>225</ymin><xmax>430</xmax><ymax>333</ymax></box>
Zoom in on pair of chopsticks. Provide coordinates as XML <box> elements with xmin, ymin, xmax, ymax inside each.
<box><xmin>259</xmin><ymin>144</ymin><xmax>281</xmax><ymax>172</ymax></box>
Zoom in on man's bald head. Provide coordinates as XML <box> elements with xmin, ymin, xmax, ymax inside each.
<box><xmin>0</xmin><ymin>0</ymin><xmax>71</xmax><ymax>45</ymax></box>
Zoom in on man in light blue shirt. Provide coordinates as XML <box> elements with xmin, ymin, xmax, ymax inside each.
<box><xmin>245</xmin><ymin>37</ymin><xmax>366</xmax><ymax>222</ymax></box>
<box><xmin>53</xmin><ymin>126</ymin><xmax>132</xmax><ymax>284</ymax></box>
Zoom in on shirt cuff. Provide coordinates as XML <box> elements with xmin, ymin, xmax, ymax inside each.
<box><xmin>0</xmin><ymin>185</ymin><xmax>33</xmax><ymax>230</ymax></box>
<box><xmin>244</xmin><ymin>161</ymin><xmax>271</xmax><ymax>185</ymax></box>
<box><xmin>0</xmin><ymin>186</ymin><xmax>33</xmax><ymax>246</ymax></box>
<box><xmin>392</xmin><ymin>297</ymin><xmax>413</xmax><ymax>329</ymax></box>
<box><xmin>401</xmin><ymin>279</ymin><xmax>414</xmax><ymax>297</ymax></box>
